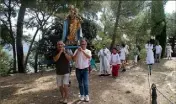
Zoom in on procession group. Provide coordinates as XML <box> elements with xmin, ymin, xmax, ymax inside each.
<box><xmin>53</xmin><ymin>39</ymin><xmax>173</xmax><ymax>104</ymax></box>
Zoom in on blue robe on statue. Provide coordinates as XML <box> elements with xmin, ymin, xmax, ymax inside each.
<box><xmin>62</xmin><ymin>19</ymin><xmax>83</xmax><ymax>43</ymax></box>
<box><xmin>62</xmin><ymin>19</ymin><xmax>69</xmax><ymax>42</ymax></box>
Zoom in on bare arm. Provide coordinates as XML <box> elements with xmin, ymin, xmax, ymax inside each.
<box><xmin>53</xmin><ymin>51</ymin><xmax>62</xmax><ymax>62</ymax></box>
<box><xmin>64</xmin><ymin>51</ymin><xmax>72</xmax><ymax>61</ymax></box>
<box><xmin>82</xmin><ymin>50</ymin><xmax>91</xmax><ymax>59</ymax></box>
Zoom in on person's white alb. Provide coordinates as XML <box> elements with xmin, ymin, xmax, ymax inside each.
<box><xmin>98</xmin><ymin>45</ymin><xmax>111</xmax><ymax>75</ymax></box>
<box><xmin>120</xmin><ymin>47</ymin><xmax>126</xmax><ymax>61</ymax></box>
<box><xmin>145</xmin><ymin>41</ymin><xmax>154</xmax><ymax>75</ymax></box>
<box><xmin>111</xmin><ymin>53</ymin><xmax>121</xmax><ymax>65</ymax></box>
<box><xmin>145</xmin><ymin>44</ymin><xmax>154</xmax><ymax>64</ymax></box>
<box><xmin>155</xmin><ymin>45</ymin><xmax>162</xmax><ymax>54</ymax></box>
<box><xmin>155</xmin><ymin>43</ymin><xmax>162</xmax><ymax>62</ymax></box>
<box><xmin>120</xmin><ymin>44</ymin><xmax>126</xmax><ymax>72</ymax></box>
<box><xmin>166</xmin><ymin>43</ymin><xmax>172</xmax><ymax>60</ymax></box>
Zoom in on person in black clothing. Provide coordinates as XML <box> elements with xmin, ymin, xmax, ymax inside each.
<box><xmin>53</xmin><ymin>41</ymin><xmax>72</xmax><ymax>104</ymax></box>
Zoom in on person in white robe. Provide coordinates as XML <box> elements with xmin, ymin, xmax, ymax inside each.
<box><xmin>125</xmin><ymin>44</ymin><xmax>129</xmax><ymax>63</ymax></box>
<box><xmin>120</xmin><ymin>44</ymin><xmax>127</xmax><ymax>72</ymax></box>
<box><xmin>98</xmin><ymin>45</ymin><xmax>111</xmax><ymax>76</ymax></box>
<box><xmin>155</xmin><ymin>42</ymin><xmax>162</xmax><ymax>63</ymax></box>
<box><xmin>145</xmin><ymin>41</ymin><xmax>154</xmax><ymax>75</ymax></box>
<box><xmin>166</xmin><ymin>43</ymin><xmax>172</xmax><ymax>60</ymax></box>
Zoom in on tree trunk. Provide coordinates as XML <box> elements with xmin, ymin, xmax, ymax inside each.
<box><xmin>34</xmin><ymin>50</ymin><xmax>39</xmax><ymax>73</ymax></box>
<box><xmin>12</xmin><ymin>43</ymin><xmax>17</xmax><ymax>72</ymax></box>
<box><xmin>9</xmin><ymin>21</ymin><xmax>16</xmax><ymax>73</ymax></box>
<box><xmin>102</xmin><ymin>7</ymin><xmax>107</xmax><ymax>35</ymax></box>
<box><xmin>110</xmin><ymin>0</ymin><xmax>122</xmax><ymax>50</ymax></box>
<box><xmin>156</xmin><ymin>22</ymin><xmax>166</xmax><ymax>57</ymax></box>
<box><xmin>16</xmin><ymin>3</ymin><xmax>26</xmax><ymax>73</ymax></box>
<box><xmin>151</xmin><ymin>0</ymin><xmax>166</xmax><ymax>58</ymax></box>
<box><xmin>171</xmin><ymin>36</ymin><xmax>176</xmax><ymax>57</ymax></box>
<box><xmin>7</xmin><ymin>0</ymin><xmax>16</xmax><ymax>73</ymax></box>
<box><xmin>24</xmin><ymin>29</ymin><xmax>39</xmax><ymax>70</ymax></box>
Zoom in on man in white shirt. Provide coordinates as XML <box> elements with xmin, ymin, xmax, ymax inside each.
<box><xmin>73</xmin><ymin>39</ymin><xmax>91</xmax><ymax>102</ymax></box>
<box><xmin>155</xmin><ymin>42</ymin><xmax>162</xmax><ymax>63</ymax></box>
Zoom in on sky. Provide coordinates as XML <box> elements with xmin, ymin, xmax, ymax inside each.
<box><xmin>165</xmin><ymin>1</ymin><xmax>176</xmax><ymax>13</ymax></box>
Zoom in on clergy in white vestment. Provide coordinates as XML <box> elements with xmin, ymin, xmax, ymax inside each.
<box><xmin>98</xmin><ymin>45</ymin><xmax>111</xmax><ymax>76</ymax></box>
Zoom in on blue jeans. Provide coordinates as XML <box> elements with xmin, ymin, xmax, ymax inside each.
<box><xmin>76</xmin><ymin>68</ymin><xmax>89</xmax><ymax>96</ymax></box>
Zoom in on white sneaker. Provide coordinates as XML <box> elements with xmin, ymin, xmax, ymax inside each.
<box><xmin>85</xmin><ymin>95</ymin><xmax>90</xmax><ymax>102</ymax></box>
<box><xmin>80</xmin><ymin>95</ymin><xmax>84</xmax><ymax>101</ymax></box>
<box><xmin>63</xmin><ymin>99</ymin><xmax>68</xmax><ymax>104</ymax></box>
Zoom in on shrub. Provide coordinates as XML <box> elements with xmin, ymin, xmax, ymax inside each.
<box><xmin>0</xmin><ymin>46</ymin><xmax>11</xmax><ymax>76</ymax></box>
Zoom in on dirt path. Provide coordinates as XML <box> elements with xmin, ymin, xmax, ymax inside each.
<box><xmin>0</xmin><ymin>59</ymin><xmax>176</xmax><ymax>104</ymax></box>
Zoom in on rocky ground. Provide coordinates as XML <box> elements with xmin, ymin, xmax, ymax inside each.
<box><xmin>0</xmin><ymin>59</ymin><xmax>176</xmax><ymax>104</ymax></box>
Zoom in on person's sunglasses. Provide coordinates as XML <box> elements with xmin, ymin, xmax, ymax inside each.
<box><xmin>81</xmin><ymin>44</ymin><xmax>86</xmax><ymax>45</ymax></box>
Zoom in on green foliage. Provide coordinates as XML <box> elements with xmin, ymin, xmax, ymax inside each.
<box><xmin>166</xmin><ymin>12</ymin><xmax>176</xmax><ymax>37</ymax></box>
<box><xmin>100</xmin><ymin>3</ymin><xmax>114</xmax><ymax>36</ymax></box>
<box><xmin>151</xmin><ymin>0</ymin><xmax>165</xmax><ymax>36</ymax></box>
<box><xmin>82</xmin><ymin>18</ymin><xmax>98</xmax><ymax>43</ymax></box>
<box><xmin>92</xmin><ymin>31</ymin><xmax>112</xmax><ymax>51</ymax></box>
<box><xmin>110</xmin><ymin>1</ymin><xmax>145</xmax><ymax>18</ymax></box>
<box><xmin>0</xmin><ymin>0</ymin><xmax>16</xmax><ymax>46</ymax></box>
<box><xmin>140</xmin><ymin>48</ymin><xmax>147</xmax><ymax>61</ymax></box>
<box><xmin>82</xmin><ymin>1</ymin><xmax>102</xmax><ymax>20</ymax></box>
<box><xmin>151</xmin><ymin>0</ymin><xmax>166</xmax><ymax>57</ymax></box>
<box><xmin>122</xmin><ymin>10</ymin><xmax>151</xmax><ymax>45</ymax></box>
<box><xmin>95</xmin><ymin>1</ymin><xmax>147</xmax><ymax>50</ymax></box>
<box><xmin>127</xmin><ymin>44</ymin><xmax>146</xmax><ymax>61</ymax></box>
<box><xmin>0</xmin><ymin>46</ymin><xmax>11</xmax><ymax>76</ymax></box>
<box><xmin>0</xmin><ymin>24</ymin><xmax>13</xmax><ymax>45</ymax></box>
